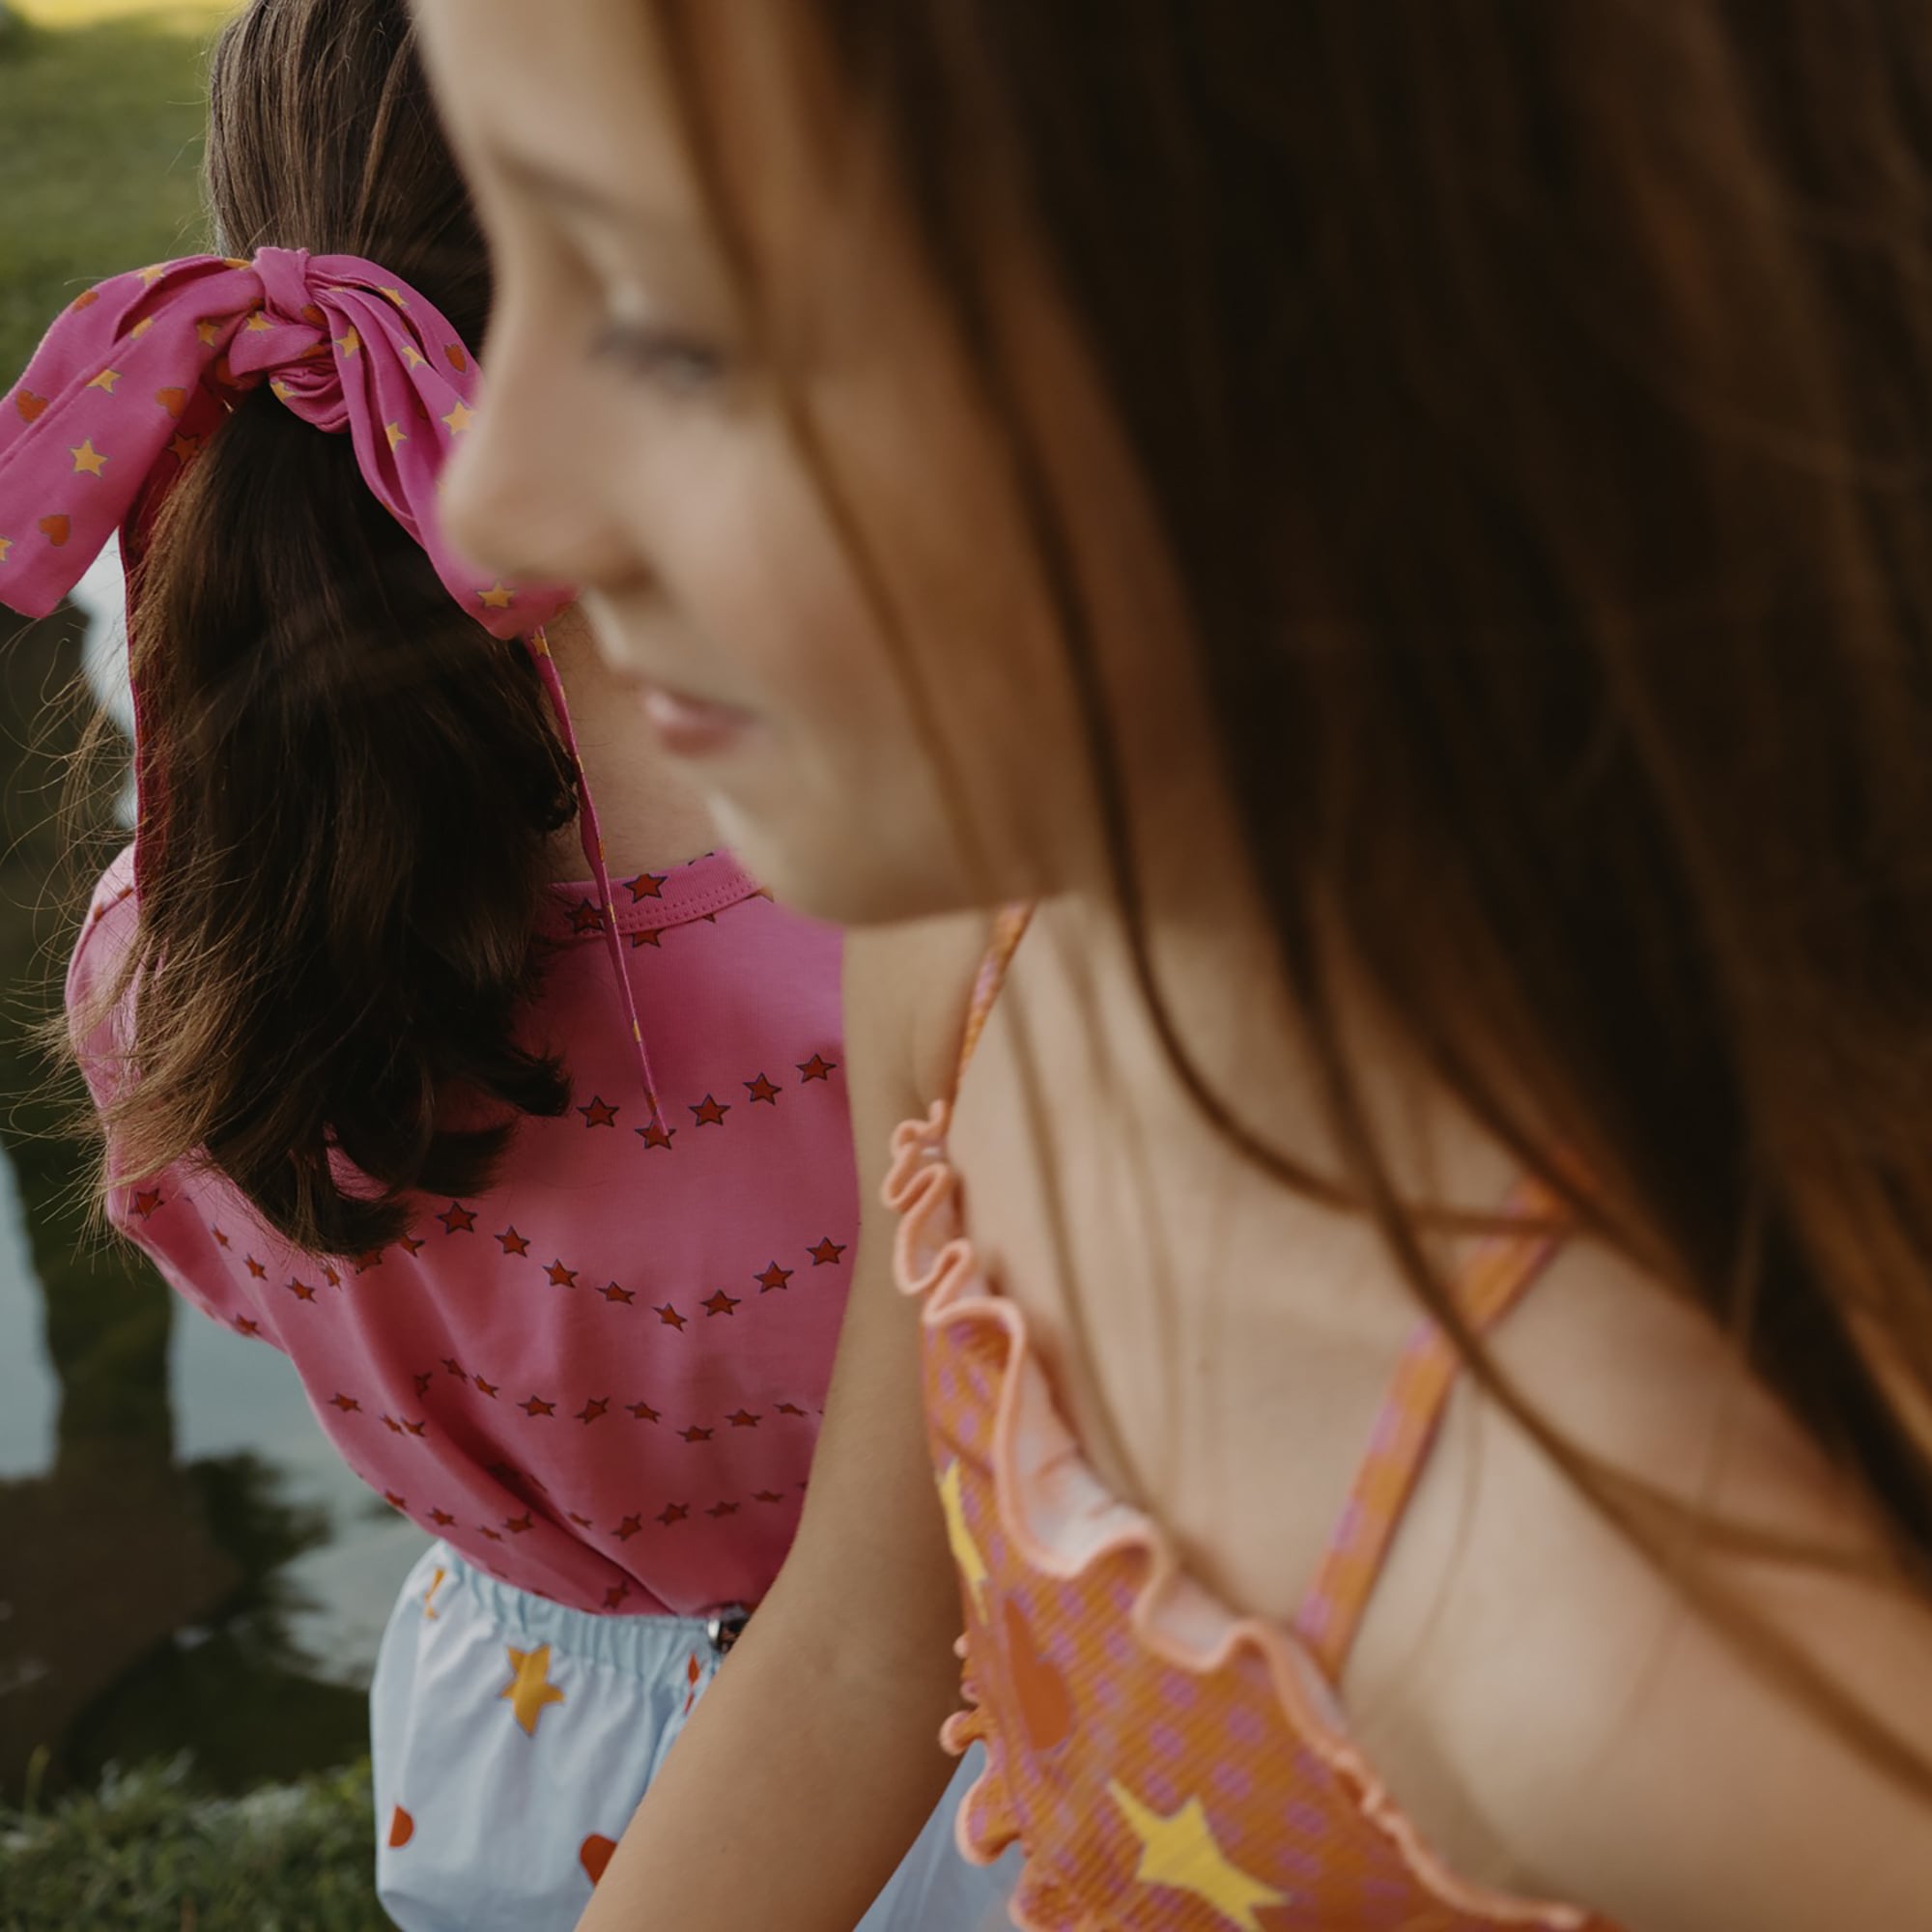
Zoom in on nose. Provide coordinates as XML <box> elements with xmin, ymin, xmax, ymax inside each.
<box><xmin>440</xmin><ymin>287</ymin><xmax>639</xmax><ymax>593</ymax></box>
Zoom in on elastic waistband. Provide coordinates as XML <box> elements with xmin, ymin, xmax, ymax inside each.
<box><xmin>436</xmin><ymin>1544</ymin><xmax>747</xmax><ymax>1681</ymax></box>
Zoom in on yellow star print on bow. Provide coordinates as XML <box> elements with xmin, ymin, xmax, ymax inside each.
<box><xmin>499</xmin><ymin>1642</ymin><xmax>567</xmax><ymax>1736</ymax></box>
<box><xmin>1106</xmin><ymin>1781</ymin><xmax>1290</xmax><ymax>1931</ymax></box>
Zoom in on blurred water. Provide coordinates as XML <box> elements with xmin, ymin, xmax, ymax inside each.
<box><xmin>0</xmin><ymin>569</ymin><xmax>419</xmax><ymax>1799</ymax></box>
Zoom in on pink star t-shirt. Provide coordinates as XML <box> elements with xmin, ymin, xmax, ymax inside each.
<box><xmin>67</xmin><ymin>844</ymin><xmax>856</xmax><ymax>1617</ymax></box>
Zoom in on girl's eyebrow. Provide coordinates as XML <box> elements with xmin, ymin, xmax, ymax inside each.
<box><xmin>492</xmin><ymin>142</ymin><xmax>705</xmax><ymax>256</ymax></box>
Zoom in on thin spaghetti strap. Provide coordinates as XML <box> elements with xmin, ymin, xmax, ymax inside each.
<box><xmin>1292</xmin><ymin>1184</ymin><xmax>1567</xmax><ymax>1684</ymax></box>
<box><xmin>953</xmin><ymin>904</ymin><xmax>1033</xmax><ymax>1088</ymax></box>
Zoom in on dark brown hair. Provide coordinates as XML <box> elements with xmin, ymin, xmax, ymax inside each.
<box><xmin>657</xmin><ymin>0</ymin><xmax>1932</xmax><ymax>1783</ymax></box>
<box><xmin>94</xmin><ymin>0</ymin><xmax>573</xmax><ymax>1254</ymax></box>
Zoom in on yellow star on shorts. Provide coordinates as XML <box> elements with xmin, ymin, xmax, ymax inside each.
<box><xmin>477</xmin><ymin>582</ymin><xmax>515</xmax><ymax>611</ymax></box>
<box><xmin>71</xmin><ymin>439</ymin><xmax>108</xmax><ymax>477</ymax></box>
<box><xmin>86</xmin><ymin>369</ymin><xmax>121</xmax><ymax>392</ymax></box>
<box><xmin>384</xmin><ymin>421</ymin><xmax>407</xmax><ymax>451</ymax></box>
<box><xmin>440</xmin><ymin>400</ymin><xmax>474</xmax><ymax>435</ymax></box>
<box><xmin>499</xmin><ymin>1642</ymin><xmax>566</xmax><ymax>1736</ymax></box>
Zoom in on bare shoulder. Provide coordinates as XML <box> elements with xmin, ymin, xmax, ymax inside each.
<box><xmin>1357</xmin><ymin>1237</ymin><xmax>1932</xmax><ymax>1930</ymax></box>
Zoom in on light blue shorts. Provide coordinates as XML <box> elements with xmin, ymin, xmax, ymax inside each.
<box><xmin>370</xmin><ymin>1542</ymin><xmax>1017</xmax><ymax>1931</ymax></box>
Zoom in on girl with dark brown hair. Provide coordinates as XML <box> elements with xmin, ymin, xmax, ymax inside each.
<box><xmin>409</xmin><ymin>1</ymin><xmax>1932</xmax><ymax>1928</ymax></box>
<box><xmin>0</xmin><ymin>1</ymin><xmax>1016</xmax><ymax>1926</ymax></box>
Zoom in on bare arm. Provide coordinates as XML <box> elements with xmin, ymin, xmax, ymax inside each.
<box><xmin>574</xmin><ymin>913</ymin><xmax>989</xmax><ymax>1932</ymax></box>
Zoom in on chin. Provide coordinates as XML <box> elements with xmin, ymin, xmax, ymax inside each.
<box><xmin>704</xmin><ymin>791</ymin><xmax>983</xmax><ymax>928</ymax></box>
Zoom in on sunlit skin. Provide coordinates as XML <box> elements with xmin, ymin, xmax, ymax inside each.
<box><xmin>417</xmin><ymin>6</ymin><xmax>1932</xmax><ymax>1928</ymax></box>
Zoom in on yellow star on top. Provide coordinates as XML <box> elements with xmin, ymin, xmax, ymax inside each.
<box><xmin>86</xmin><ymin>369</ymin><xmax>121</xmax><ymax>393</ymax></box>
<box><xmin>384</xmin><ymin>421</ymin><xmax>407</xmax><ymax>451</ymax></box>
<box><xmin>440</xmin><ymin>399</ymin><xmax>475</xmax><ymax>435</ymax></box>
<box><xmin>130</xmin><ymin>316</ymin><xmax>155</xmax><ymax>339</ymax></box>
<box><xmin>0</xmin><ymin>537</ymin><xmax>12</xmax><ymax>565</ymax></box>
<box><xmin>270</xmin><ymin>380</ymin><xmax>292</xmax><ymax>403</ymax></box>
<box><xmin>194</xmin><ymin>320</ymin><xmax>221</xmax><ymax>347</ymax></box>
<box><xmin>498</xmin><ymin>1641</ymin><xmax>566</xmax><ymax>1736</ymax></box>
<box><xmin>244</xmin><ymin>311</ymin><xmax>274</xmax><ymax>333</ymax></box>
<box><xmin>334</xmin><ymin>327</ymin><xmax>360</xmax><ymax>357</ymax></box>
<box><xmin>71</xmin><ymin>439</ymin><xmax>108</xmax><ymax>478</ymax></box>
<box><xmin>401</xmin><ymin>342</ymin><xmax>425</xmax><ymax>369</ymax></box>
<box><xmin>378</xmin><ymin>286</ymin><xmax>410</xmax><ymax>309</ymax></box>
<box><xmin>937</xmin><ymin>1460</ymin><xmax>990</xmax><ymax>1617</ymax></box>
<box><xmin>477</xmin><ymin>582</ymin><xmax>515</xmax><ymax>611</ymax></box>
<box><xmin>1105</xmin><ymin>1783</ymin><xmax>1290</xmax><ymax>1932</ymax></box>
<box><xmin>138</xmin><ymin>265</ymin><xmax>165</xmax><ymax>286</ymax></box>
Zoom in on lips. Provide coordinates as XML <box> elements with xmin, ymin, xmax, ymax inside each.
<box><xmin>637</xmin><ymin>681</ymin><xmax>758</xmax><ymax>759</ymax></box>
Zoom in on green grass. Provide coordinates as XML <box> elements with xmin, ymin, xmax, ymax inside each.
<box><xmin>0</xmin><ymin>0</ymin><xmax>232</xmax><ymax>379</ymax></box>
<box><xmin>0</xmin><ymin>1755</ymin><xmax>388</xmax><ymax>1931</ymax></box>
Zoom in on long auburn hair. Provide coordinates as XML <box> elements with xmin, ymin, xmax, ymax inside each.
<box><xmin>653</xmin><ymin>1</ymin><xmax>1932</xmax><ymax>1785</ymax></box>
<box><xmin>86</xmin><ymin>0</ymin><xmax>574</xmax><ymax>1254</ymax></box>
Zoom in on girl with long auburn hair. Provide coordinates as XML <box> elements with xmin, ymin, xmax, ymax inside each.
<box><xmin>415</xmin><ymin>2</ymin><xmax>1932</xmax><ymax>1928</ymax></box>
<box><xmin>0</xmin><ymin>2</ymin><xmax>1016</xmax><ymax>1926</ymax></box>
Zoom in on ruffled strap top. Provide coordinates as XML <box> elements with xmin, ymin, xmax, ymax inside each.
<box><xmin>885</xmin><ymin>911</ymin><xmax>1622</xmax><ymax>1931</ymax></box>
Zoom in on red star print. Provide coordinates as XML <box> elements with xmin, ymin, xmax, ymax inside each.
<box><xmin>690</xmin><ymin>1094</ymin><xmax>730</xmax><ymax>1126</ymax></box>
<box><xmin>285</xmin><ymin>1277</ymin><xmax>317</xmax><ymax>1302</ymax></box>
<box><xmin>473</xmin><ymin>1376</ymin><xmax>500</xmax><ymax>1398</ymax></box>
<box><xmin>520</xmin><ymin>1396</ymin><xmax>556</xmax><ymax>1417</ymax></box>
<box><xmin>611</xmin><ymin>1513</ymin><xmax>643</xmax><ymax>1542</ymax></box>
<box><xmin>679</xmin><ymin>1425</ymin><xmax>714</xmax><ymax>1443</ymax></box>
<box><xmin>656</xmin><ymin>1503</ymin><xmax>689</xmax><ymax>1526</ymax></box>
<box><xmin>403</xmin><ymin>1418</ymin><xmax>427</xmax><ymax>1438</ymax></box>
<box><xmin>707</xmin><ymin>1501</ymin><xmax>740</xmax><ymax>1519</ymax></box>
<box><xmin>776</xmin><ymin>1402</ymin><xmax>809</xmax><ymax>1417</ymax></box>
<box><xmin>796</xmin><ymin>1054</ymin><xmax>838</xmax><ymax>1082</ymax></box>
<box><xmin>399</xmin><ymin>1234</ymin><xmax>426</xmax><ymax>1256</ymax></box>
<box><xmin>744</xmin><ymin>1072</ymin><xmax>781</xmax><ymax>1105</ymax></box>
<box><xmin>604</xmin><ymin>1583</ymin><xmax>633</xmax><ymax>1610</ymax></box>
<box><xmin>545</xmin><ymin>1260</ymin><xmax>579</xmax><ymax>1289</ymax></box>
<box><xmin>329</xmin><ymin>1393</ymin><xmax>359</xmax><ymax>1412</ymax></box>
<box><xmin>322</xmin><ymin>1264</ymin><xmax>341</xmax><ymax>1288</ymax></box>
<box><xmin>809</xmin><ymin>1236</ymin><xmax>847</xmax><ymax>1266</ymax></box>
<box><xmin>600</xmin><ymin>1281</ymin><xmax>636</xmax><ymax>1305</ymax></box>
<box><xmin>755</xmin><ymin>1262</ymin><xmax>793</xmax><ymax>1293</ymax></box>
<box><xmin>384</xmin><ymin>1492</ymin><xmax>408</xmax><ymax>1512</ymax></box>
<box><xmin>569</xmin><ymin>897</ymin><xmax>605</xmax><ymax>935</ymax></box>
<box><xmin>213</xmin><ymin>1227</ymin><xmax>230</xmax><ymax>1247</ymax></box>
<box><xmin>429</xmin><ymin>1508</ymin><xmax>455</xmax><ymax>1526</ymax></box>
<box><xmin>497</xmin><ymin>1227</ymin><xmax>529</xmax><ymax>1256</ymax></box>
<box><xmin>702</xmin><ymin>1289</ymin><xmax>741</xmax><ymax>1318</ymax></box>
<box><xmin>232</xmin><ymin>1316</ymin><xmax>261</xmax><ymax>1337</ymax></box>
<box><xmin>578</xmin><ymin>1095</ymin><xmax>619</xmax><ymax>1128</ymax></box>
<box><xmin>726</xmin><ymin>1408</ymin><xmax>761</xmax><ymax>1429</ymax></box>
<box><xmin>382</xmin><ymin>1415</ymin><xmax>404</xmax><ymax>1435</ymax></box>
<box><xmin>479</xmin><ymin>1526</ymin><xmax>502</xmax><ymax>1542</ymax></box>
<box><xmin>244</xmin><ymin>1256</ymin><xmax>267</xmax><ymax>1279</ymax></box>
<box><xmin>412</xmin><ymin>1373</ymin><xmax>433</xmax><ymax>1398</ymax></box>
<box><xmin>576</xmin><ymin>1398</ymin><xmax>610</xmax><ymax>1424</ymax></box>
<box><xmin>630</xmin><ymin>927</ymin><xmax>663</xmax><ymax>949</ymax></box>
<box><xmin>442</xmin><ymin>1357</ymin><xmax>466</xmax><ymax>1379</ymax></box>
<box><xmin>626</xmin><ymin>1400</ymin><xmax>661</xmax><ymax>1423</ymax></box>
<box><xmin>626</xmin><ymin>871</ymin><xmax>666</xmax><ymax>901</ymax></box>
<box><xmin>655</xmin><ymin>1302</ymin><xmax>687</xmax><ymax>1330</ymax></box>
<box><xmin>568</xmin><ymin>1511</ymin><xmax>594</xmax><ymax>1528</ymax></box>
<box><xmin>355</xmin><ymin>1249</ymin><xmax>384</xmax><ymax>1272</ymax></box>
<box><xmin>504</xmin><ymin>1512</ymin><xmax>533</xmax><ymax>1534</ymax></box>
<box><xmin>436</xmin><ymin>1202</ymin><xmax>476</xmax><ymax>1235</ymax></box>
<box><xmin>132</xmin><ymin>1187</ymin><xmax>164</xmax><ymax>1219</ymax></box>
<box><xmin>637</xmin><ymin>1119</ymin><xmax>676</xmax><ymax>1150</ymax></box>
<box><xmin>753</xmin><ymin>1490</ymin><xmax>787</xmax><ymax>1505</ymax></box>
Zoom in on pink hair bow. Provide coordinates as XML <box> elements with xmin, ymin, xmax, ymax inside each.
<box><xmin>0</xmin><ymin>247</ymin><xmax>567</xmax><ymax>635</ymax></box>
<box><xmin>0</xmin><ymin>249</ymin><xmax>664</xmax><ymax>1130</ymax></box>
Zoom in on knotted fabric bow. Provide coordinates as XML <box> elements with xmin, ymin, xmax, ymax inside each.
<box><xmin>0</xmin><ymin>247</ymin><xmax>663</xmax><ymax>1129</ymax></box>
